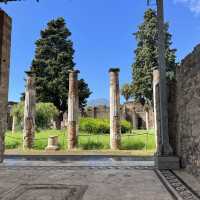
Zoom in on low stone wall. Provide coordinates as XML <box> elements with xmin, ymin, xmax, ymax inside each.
<box><xmin>171</xmin><ymin>44</ymin><xmax>200</xmax><ymax>180</ymax></box>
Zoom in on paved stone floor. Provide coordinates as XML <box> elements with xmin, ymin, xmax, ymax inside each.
<box><xmin>0</xmin><ymin>158</ymin><xmax>199</xmax><ymax>200</ymax></box>
<box><xmin>0</xmin><ymin>158</ymin><xmax>169</xmax><ymax>200</ymax></box>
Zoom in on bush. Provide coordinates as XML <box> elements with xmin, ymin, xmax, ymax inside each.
<box><xmin>36</xmin><ymin>103</ymin><xmax>59</xmax><ymax>129</ymax></box>
<box><xmin>79</xmin><ymin>118</ymin><xmax>131</xmax><ymax>134</ymax></box>
<box><xmin>11</xmin><ymin>102</ymin><xmax>59</xmax><ymax>130</ymax></box>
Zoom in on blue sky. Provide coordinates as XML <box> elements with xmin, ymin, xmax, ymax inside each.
<box><xmin>1</xmin><ymin>0</ymin><xmax>200</xmax><ymax>102</ymax></box>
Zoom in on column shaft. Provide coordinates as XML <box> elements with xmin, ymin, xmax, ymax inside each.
<box><xmin>23</xmin><ymin>72</ymin><xmax>36</xmax><ymax>149</ymax></box>
<box><xmin>153</xmin><ymin>69</ymin><xmax>162</xmax><ymax>155</ymax></box>
<box><xmin>68</xmin><ymin>70</ymin><xmax>79</xmax><ymax>149</ymax></box>
<box><xmin>109</xmin><ymin>68</ymin><xmax>121</xmax><ymax>150</ymax></box>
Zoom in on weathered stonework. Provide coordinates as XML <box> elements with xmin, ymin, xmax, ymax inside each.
<box><xmin>109</xmin><ymin>68</ymin><xmax>121</xmax><ymax>150</ymax></box>
<box><xmin>153</xmin><ymin>69</ymin><xmax>162</xmax><ymax>155</ymax></box>
<box><xmin>0</xmin><ymin>11</ymin><xmax>12</xmax><ymax>163</ymax></box>
<box><xmin>68</xmin><ymin>70</ymin><xmax>79</xmax><ymax>149</ymax></box>
<box><xmin>23</xmin><ymin>72</ymin><xmax>36</xmax><ymax>149</ymax></box>
<box><xmin>122</xmin><ymin>102</ymin><xmax>154</xmax><ymax>129</ymax></box>
<box><xmin>84</xmin><ymin>102</ymin><xmax>154</xmax><ymax>130</ymax></box>
<box><xmin>169</xmin><ymin>44</ymin><xmax>200</xmax><ymax>179</ymax></box>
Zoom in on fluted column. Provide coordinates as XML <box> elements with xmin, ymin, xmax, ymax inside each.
<box><xmin>109</xmin><ymin>68</ymin><xmax>121</xmax><ymax>150</ymax></box>
<box><xmin>23</xmin><ymin>72</ymin><xmax>36</xmax><ymax>149</ymax></box>
<box><xmin>68</xmin><ymin>70</ymin><xmax>79</xmax><ymax>149</ymax></box>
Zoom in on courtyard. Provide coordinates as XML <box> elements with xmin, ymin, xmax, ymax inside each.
<box><xmin>0</xmin><ymin>157</ymin><xmax>200</xmax><ymax>200</ymax></box>
<box><xmin>0</xmin><ymin>0</ymin><xmax>200</xmax><ymax>199</ymax></box>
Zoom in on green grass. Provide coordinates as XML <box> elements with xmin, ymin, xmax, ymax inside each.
<box><xmin>5</xmin><ymin>129</ymin><xmax>156</xmax><ymax>151</ymax></box>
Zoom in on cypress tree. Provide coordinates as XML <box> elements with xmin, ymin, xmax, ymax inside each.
<box><xmin>28</xmin><ymin>17</ymin><xmax>91</xmax><ymax>128</ymax></box>
<box><xmin>132</xmin><ymin>9</ymin><xmax>177</xmax><ymax>104</ymax></box>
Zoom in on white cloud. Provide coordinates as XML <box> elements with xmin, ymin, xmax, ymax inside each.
<box><xmin>174</xmin><ymin>0</ymin><xmax>200</xmax><ymax>15</ymax></box>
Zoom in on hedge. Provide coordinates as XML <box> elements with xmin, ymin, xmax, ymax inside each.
<box><xmin>79</xmin><ymin>118</ymin><xmax>131</xmax><ymax>134</ymax></box>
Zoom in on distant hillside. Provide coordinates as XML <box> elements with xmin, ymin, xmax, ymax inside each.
<box><xmin>87</xmin><ymin>98</ymin><xmax>109</xmax><ymax>107</ymax></box>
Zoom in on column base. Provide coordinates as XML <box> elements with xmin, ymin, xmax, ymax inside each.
<box><xmin>155</xmin><ymin>156</ymin><xmax>180</xmax><ymax>170</ymax></box>
<box><xmin>45</xmin><ymin>145</ymin><xmax>59</xmax><ymax>151</ymax></box>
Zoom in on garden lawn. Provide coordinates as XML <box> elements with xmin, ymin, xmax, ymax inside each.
<box><xmin>5</xmin><ymin>129</ymin><xmax>156</xmax><ymax>151</ymax></box>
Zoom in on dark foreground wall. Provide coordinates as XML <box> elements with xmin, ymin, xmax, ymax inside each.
<box><xmin>170</xmin><ymin>44</ymin><xmax>200</xmax><ymax>180</ymax></box>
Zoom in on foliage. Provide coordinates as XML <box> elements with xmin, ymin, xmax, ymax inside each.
<box><xmin>121</xmin><ymin>83</ymin><xmax>133</xmax><ymax>102</ymax></box>
<box><xmin>10</xmin><ymin>102</ymin><xmax>24</xmax><ymax>129</ymax></box>
<box><xmin>27</xmin><ymin>17</ymin><xmax>91</xmax><ymax>119</ymax></box>
<box><xmin>132</xmin><ymin>9</ymin><xmax>177</xmax><ymax>104</ymax></box>
<box><xmin>11</xmin><ymin>102</ymin><xmax>59</xmax><ymax>129</ymax></box>
<box><xmin>36</xmin><ymin>103</ymin><xmax>59</xmax><ymax>129</ymax></box>
<box><xmin>79</xmin><ymin>118</ymin><xmax>131</xmax><ymax>134</ymax></box>
<box><xmin>5</xmin><ymin>129</ymin><xmax>156</xmax><ymax>151</ymax></box>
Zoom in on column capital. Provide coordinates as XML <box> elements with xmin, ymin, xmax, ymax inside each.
<box><xmin>25</xmin><ymin>70</ymin><xmax>35</xmax><ymax>77</ymax></box>
<box><xmin>68</xmin><ymin>69</ymin><xmax>80</xmax><ymax>74</ymax></box>
<box><xmin>109</xmin><ymin>68</ymin><xmax>120</xmax><ymax>73</ymax></box>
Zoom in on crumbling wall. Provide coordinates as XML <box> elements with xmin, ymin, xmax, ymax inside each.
<box><xmin>172</xmin><ymin>44</ymin><xmax>200</xmax><ymax>180</ymax></box>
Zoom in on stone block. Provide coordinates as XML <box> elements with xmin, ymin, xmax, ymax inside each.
<box><xmin>45</xmin><ymin>136</ymin><xmax>59</xmax><ymax>151</ymax></box>
<box><xmin>155</xmin><ymin>156</ymin><xmax>180</xmax><ymax>170</ymax></box>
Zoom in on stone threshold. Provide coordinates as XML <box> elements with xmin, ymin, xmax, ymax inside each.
<box><xmin>173</xmin><ymin>170</ymin><xmax>200</xmax><ymax>198</ymax></box>
<box><xmin>155</xmin><ymin>169</ymin><xmax>200</xmax><ymax>200</ymax></box>
<box><xmin>4</xmin><ymin>149</ymin><xmax>155</xmax><ymax>156</ymax></box>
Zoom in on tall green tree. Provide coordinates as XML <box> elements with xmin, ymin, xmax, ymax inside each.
<box><xmin>132</xmin><ymin>9</ymin><xmax>177</xmax><ymax>104</ymax></box>
<box><xmin>28</xmin><ymin>17</ymin><xmax>91</xmax><ymax>128</ymax></box>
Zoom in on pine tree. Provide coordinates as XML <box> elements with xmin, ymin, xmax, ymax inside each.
<box><xmin>132</xmin><ymin>9</ymin><xmax>177</xmax><ymax>104</ymax></box>
<box><xmin>28</xmin><ymin>17</ymin><xmax>91</xmax><ymax>128</ymax></box>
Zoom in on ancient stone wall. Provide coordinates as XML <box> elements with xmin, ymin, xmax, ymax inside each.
<box><xmin>170</xmin><ymin>44</ymin><xmax>200</xmax><ymax>180</ymax></box>
<box><xmin>84</xmin><ymin>101</ymin><xmax>154</xmax><ymax>130</ymax></box>
<box><xmin>122</xmin><ymin>101</ymin><xmax>154</xmax><ymax>129</ymax></box>
<box><xmin>85</xmin><ymin>106</ymin><xmax>109</xmax><ymax>119</ymax></box>
<box><xmin>0</xmin><ymin>10</ymin><xmax>12</xmax><ymax>162</ymax></box>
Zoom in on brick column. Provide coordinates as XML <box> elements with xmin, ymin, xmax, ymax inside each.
<box><xmin>68</xmin><ymin>70</ymin><xmax>79</xmax><ymax>149</ymax></box>
<box><xmin>0</xmin><ymin>11</ymin><xmax>12</xmax><ymax>163</ymax></box>
<box><xmin>109</xmin><ymin>68</ymin><xmax>121</xmax><ymax>150</ymax></box>
<box><xmin>23</xmin><ymin>72</ymin><xmax>36</xmax><ymax>149</ymax></box>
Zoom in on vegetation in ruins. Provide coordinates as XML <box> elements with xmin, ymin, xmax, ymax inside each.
<box><xmin>11</xmin><ymin>102</ymin><xmax>59</xmax><ymax>129</ymax></box>
<box><xmin>132</xmin><ymin>8</ymin><xmax>177</xmax><ymax>104</ymax></box>
<box><xmin>5</xmin><ymin>129</ymin><xmax>155</xmax><ymax>151</ymax></box>
<box><xmin>26</xmin><ymin>17</ymin><xmax>91</xmax><ymax>128</ymax></box>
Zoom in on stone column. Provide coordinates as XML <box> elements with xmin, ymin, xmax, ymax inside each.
<box><xmin>23</xmin><ymin>72</ymin><xmax>36</xmax><ymax>149</ymax></box>
<box><xmin>153</xmin><ymin>69</ymin><xmax>162</xmax><ymax>155</ymax></box>
<box><xmin>12</xmin><ymin>116</ymin><xmax>16</xmax><ymax>134</ymax></box>
<box><xmin>109</xmin><ymin>68</ymin><xmax>121</xmax><ymax>150</ymax></box>
<box><xmin>153</xmin><ymin>69</ymin><xmax>179</xmax><ymax>169</ymax></box>
<box><xmin>145</xmin><ymin>108</ymin><xmax>149</xmax><ymax>130</ymax></box>
<box><xmin>0</xmin><ymin>11</ymin><xmax>12</xmax><ymax>163</ymax></box>
<box><xmin>68</xmin><ymin>70</ymin><xmax>79</xmax><ymax>149</ymax></box>
<box><xmin>132</xmin><ymin>107</ymin><xmax>138</xmax><ymax>129</ymax></box>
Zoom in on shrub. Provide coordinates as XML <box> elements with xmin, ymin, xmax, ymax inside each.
<box><xmin>121</xmin><ymin>120</ymin><xmax>132</xmax><ymax>133</ymax></box>
<box><xmin>11</xmin><ymin>102</ymin><xmax>59</xmax><ymax>130</ymax></box>
<box><xmin>36</xmin><ymin>103</ymin><xmax>59</xmax><ymax>129</ymax></box>
<box><xmin>79</xmin><ymin>118</ymin><xmax>131</xmax><ymax>134</ymax></box>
